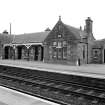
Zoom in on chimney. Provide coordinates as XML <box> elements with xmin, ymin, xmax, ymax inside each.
<box><xmin>59</xmin><ymin>16</ymin><xmax>61</xmax><ymax>21</ymax></box>
<box><xmin>3</xmin><ymin>30</ymin><xmax>8</xmax><ymax>34</ymax></box>
<box><xmin>85</xmin><ymin>17</ymin><xmax>93</xmax><ymax>34</ymax></box>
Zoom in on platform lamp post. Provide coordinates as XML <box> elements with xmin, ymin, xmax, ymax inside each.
<box><xmin>85</xmin><ymin>41</ymin><xmax>88</xmax><ymax>64</ymax></box>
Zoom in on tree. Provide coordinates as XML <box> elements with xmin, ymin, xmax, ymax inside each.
<box><xmin>2</xmin><ymin>30</ymin><xmax>8</xmax><ymax>34</ymax></box>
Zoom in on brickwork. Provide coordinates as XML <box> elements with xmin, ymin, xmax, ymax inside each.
<box><xmin>44</xmin><ymin>18</ymin><xmax>88</xmax><ymax>65</ymax></box>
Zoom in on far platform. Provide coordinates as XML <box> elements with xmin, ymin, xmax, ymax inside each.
<box><xmin>0</xmin><ymin>60</ymin><xmax>105</xmax><ymax>79</ymax></box>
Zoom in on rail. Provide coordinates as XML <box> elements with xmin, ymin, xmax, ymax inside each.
<box><xmin>0</xmin><ymin>65</ymin><xmax>105</xmax><ymax>104</ymax></box>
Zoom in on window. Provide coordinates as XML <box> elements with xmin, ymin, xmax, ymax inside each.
<box><xmin>93</xmin><ymin>48</ymin><xmax>101</xmax><ymax>57</ymax></box>
<box><xmin>58</xmin><ymin>34</ymin><xmax>61</xmax><ymax>38</ymax></box>
<box><xmin>57</xmin><ymin>41</ymin><xmax>62</xmax><ymax>48</ymax></box>
<box><xmin>63</xmin><ymin>47</ymin><xmax>67</xmax><ymax>59</ymax></box>
<box><xmin>49</xmin><ymin>46</ymin><xmax>52</xmax><ymax>59</ymax></box>
<box><xmin>53</xmin><ymin>47</ymin><xmax>57</xmax><ymax>58</ymax></box>
<box><xmin>53</xmin><ymin>42</ymin><xmax>57</xmax><ymax>46</ymax></box>
<box><xmin>49</xmin><ymin>46</ymin><xmax>52</xmax><ymax>54</ymax></box>
<box><xmin>58</xmin><ymin>48</ymin><xmax>62</xmax><ymax>59</ymax></box>
<box><xmin>51</xmin><ymin>41</ymin><xmax>68</xmax><ymax>60</ymax></box>
<box><xmin>63</xmin><ymin>41</ymin><xmax>67</xmax><ymax>47</ymax></box>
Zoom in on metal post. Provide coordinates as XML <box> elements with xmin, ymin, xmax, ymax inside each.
<box><xmin>85</xmin><ymin>37</ymin><xmax>88</xmax><ymax>64</ymax></box>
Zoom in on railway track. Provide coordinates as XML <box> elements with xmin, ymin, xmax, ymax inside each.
<box><xmin>0</xmin><ymin>65</ymin><xmax>105</xmax><ymax>104</ymax></box>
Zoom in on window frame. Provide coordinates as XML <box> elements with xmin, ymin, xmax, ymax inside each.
<box><xmin>63</xmin><ymin>47</ymin><xmax>67</xmax><ymax>59</ymax></box>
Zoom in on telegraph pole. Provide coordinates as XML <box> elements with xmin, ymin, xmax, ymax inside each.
<box><xmin>10</xmin><ymin>23</ymin><xmax>11</xmax><ymax>35</ymax></box>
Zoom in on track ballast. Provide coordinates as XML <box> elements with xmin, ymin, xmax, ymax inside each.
<box><xmin>0</xmin><ymin>65</ymin><xmax>105</xmax><ymax>105</ymax></box>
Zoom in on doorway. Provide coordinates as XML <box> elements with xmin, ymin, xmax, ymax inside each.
<box><xmin>17</xmin><ymin>46</ymin><xmax>22</xmax><ymax>59</ymax></box>
<box><xmin>4</xmin><ymin>46</ymin><xmax>9</xmax><ymax>59</ymax></box>
<box><xmin>34</xmin><ymin>46</ymin><xmax>39</xmax><ymax>60</ymax></box>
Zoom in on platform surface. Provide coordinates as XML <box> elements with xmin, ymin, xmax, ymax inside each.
<box><xmin>0</xmin><ymin>60</ymin><xmax>105</xmax><ymax>79</ymax></box>
<box><xmin>0</xmin><ymin>86</ymin><xmax>58</xmax><ymax>105</ymax></box>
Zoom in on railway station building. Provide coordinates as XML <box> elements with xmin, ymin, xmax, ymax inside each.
<box><xmin>1</xmin><ymin>17</ymin><xmax>105</xmax><ymax>65</ymax></box>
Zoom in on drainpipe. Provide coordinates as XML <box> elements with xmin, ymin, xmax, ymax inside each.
<box><xmin>85</xmin><ymin>36</ymin><xmax>88</xmax><ymax>64</ymax></box>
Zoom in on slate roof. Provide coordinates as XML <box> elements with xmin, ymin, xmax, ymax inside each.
<box><xmin>93</xmin><ymin>38</ymin><xmax>105</xmax><ymax>46</ymax></box>
<box><xmin>64</xmin><ymin>24</ymin><xmax>87</xmax><ymax>40</ymax></box>
<box><xmin>12</xmin><ymin>31</ymin><xmax>50</xmax><ymax>44</ymax></box>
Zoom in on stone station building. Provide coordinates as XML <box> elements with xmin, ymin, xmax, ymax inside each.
<box><xmin>2</xmin><ymin>17</ymin><xmax>105</xmax><ymax>65</ymax></box>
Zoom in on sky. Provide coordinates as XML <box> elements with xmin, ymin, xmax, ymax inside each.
<box><xmin>0</xmin><ymin>0</ymin><xmax>105</xmax><ymax>39</ymax></box>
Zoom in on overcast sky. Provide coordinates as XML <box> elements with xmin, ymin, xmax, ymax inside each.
<box><xmin>0</xmin><ymin>0</ymin><xmax>105</xmax><ymax>39</ymax></box>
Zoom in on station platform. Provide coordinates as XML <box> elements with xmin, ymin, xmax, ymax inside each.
<box><xmin>0</xmin><ymin>86</ymin><xmax>58</xmax><ymax>105</ymax></box>
<box><xmin>0</xmin><ymin>60</ymin><xmax>105</xmax><ymax>79</ymax></box>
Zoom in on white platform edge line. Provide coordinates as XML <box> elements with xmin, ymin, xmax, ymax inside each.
<box><xmin>0</xmin><ymin>86</ymin><xmax>59</xmax><ymax>105</ymax></box>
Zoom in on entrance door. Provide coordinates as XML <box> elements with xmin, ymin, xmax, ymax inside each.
<box><xmin>34</xmin><ymin>46</ymin><xmax>39</xmax><ymax>60</ymax></box>
<box><xmin>4</xmin><ymin>47</ymin><xmax>9</xmax><ymax>59</ymax></box>
<box><xmin>17</xmin><ymin>46</ymin><xmax>22</xmax><ymax>59</ymax></box>
<box><xmin>57</xmin><ymin>48</ymin><xmax>62</xmax><ymax>60</ymax></box>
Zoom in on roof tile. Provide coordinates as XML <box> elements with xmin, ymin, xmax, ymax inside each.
<box><xmin>64</xmin><ymin>24</ymin><xmax>87</xmax><ymax>40</ymax></box>
<box><xmin>12</xmin><ymin>31</ymin><xmax>50</xmax><ymax>44</ymax></box>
